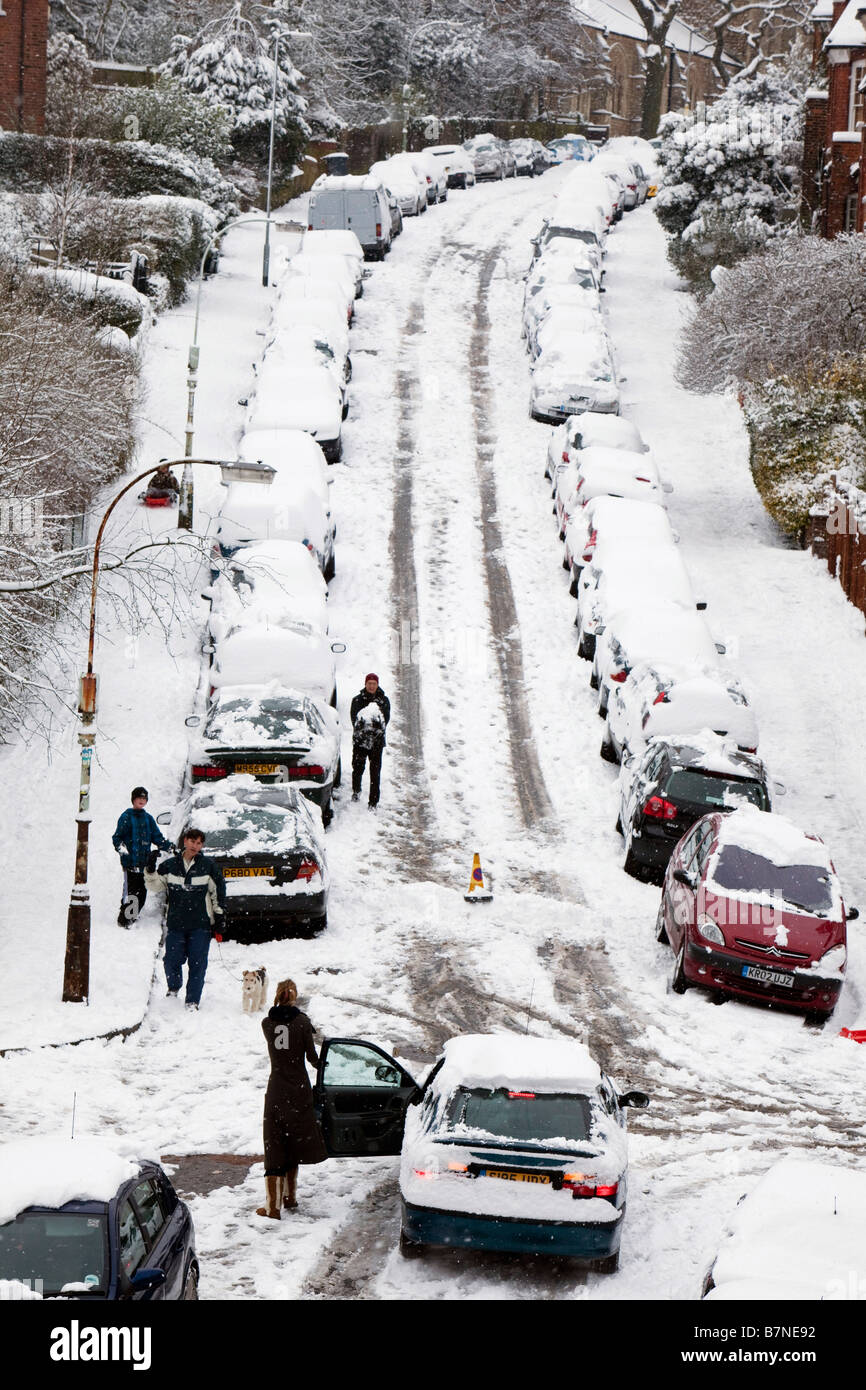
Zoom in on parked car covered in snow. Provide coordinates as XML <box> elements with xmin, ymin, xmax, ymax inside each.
<box><xmin>312</xmin><ymin>1032</ymin><xmax>648</xmax><ymax>1267</ymax></box>
<box><xmin>208</xmin><ymin>619</ymin><xmax>341</xmax><ymax>708</ymax></box>
<box><xmin>545</xmin><ymin>412</ymin><xmax>647</xmax><ymax>481</ymax></box>
<box><xmin>160</xmin><ymin>775</ymin><xmax>329</xmax><ymax>940</ymax></box>
<box><xmin>307</xmin><ymin>175</ymin><xmax>391</xmax><ymax>260</ymax></box>
<box><xmin>369</xmin><ymin>156</ymin><xmax>427</xmax><ymax>216</ymax></box>
<box><xmin>246</xmin><ymin>362</ymin><xmax>345</xmax><ymax>463</ymax></box>
<box><xmin>658</xmin><ymin>806</ymin><xmax>856</xmax><ymax>1019</ymax></box>
<box><xmin>422</xmin><ymin>143</ymin><xmax>476</xmax><ymax>188</ymax></box>
<box><xmin>523</xmin><ymin>284</ymin><xmax>602</xmax><ymax>354</ymax></box>
<box><xmin>509</xmin><ymin>137</ymin><xmax>548</xmax><ymax>176</ymax></box>
<box><xmin>463</xmin><ymin>134</ymin><xmax>506</xmax><ymax>181</ymax></box>
<box><xmin>564</xmin><ymin>494</ymin><xmax>676</xmax><ymax>591</ymax></box>
<box><xmin>615</xmin><ymin>733</ymin><xmax>771</xmax><ymax>880</ymax></box>
<box><xmin>203</xmin><ymin>538</ymin><xmax>329</xmax><ymax>646</ymax></box>
<box><xmin>592</xmin><ymin>603</ymin><xmax>722</xmax><ymax>718</ymax></box>
<box><xmin>702</xmin><ymin>1158</ymin><xmax>866</xmax><ymax>1299</ymax></box>
<box><xmin>605</xmin><ymin>664</ymin><xmax>759</xmax><ymax>768</ymax></box>
<box><xmin>186</xmin><ymin>685</ymin><xmax>341</xmax><ymax>825</ymax></box>
<box><xmin>213</xmin><ymin>480</ymin><xmax>336</xmax><ymax>581</ymax></box>
<box><xmin>0</xmin><ymin>1137</ymin><xmax>199</xmax><ymax>1300</ymax></box>
<box><xmin>529</xmin><ymin>338</ymin><xmax>619</xmax><ymax>422</ymax></box>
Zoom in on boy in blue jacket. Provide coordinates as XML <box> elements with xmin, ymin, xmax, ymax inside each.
<box><xmin>111</xmin><ymin>786</ymin><xmax>172</xmax><ymax>926</ymax></box>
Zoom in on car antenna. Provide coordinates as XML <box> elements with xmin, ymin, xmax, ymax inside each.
<box><xmin>71</xmin><ymin>1091</ymin><xmax>77</xmax><ymax>1140</ymax></box>
<box><xmin>523</xmin><ymin>980</ymin><xmax>535</xmax><ymax>1034</ymax></box>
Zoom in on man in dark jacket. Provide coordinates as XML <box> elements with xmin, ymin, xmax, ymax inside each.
<box><xmin>111</xmin><ymin>786</ymin><xmax>172</xmax><ymax>926</ymax></box>
<box><xmin>145</xmin><ymin>827</ymin><xmax>227</xmax><ymax>1011</ymax></box>
<box><xmin>350</xmin><ymin>673</ymin><xmax>390</xmax><ymax>809</ymax></box>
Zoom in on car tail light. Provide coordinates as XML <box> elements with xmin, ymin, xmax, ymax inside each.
<box><xmin>743</xmin><ymin>746</ymin><xmax>757</xmax><ymax>754</ymax></box>
<box><xmin>376</xmin><ymin>223</ymin><xmax>381</xmax><ymax>237</ymax></box>
<box><xmin>635</xmin><ymin>476</ymin><xmax>651</xmax><ymax>483</ymax></box>
<box><xmin>653</xmin><ymin>691</ymin><xmax>670</xmax><ymax>705</ymax></box>
<box><xmin>561</xmin><ymin>1174</ymin><xmax>617</xmax><ymax>1200</ymax></box>
<box><xmin>447</xmin><ymin>1162</ymin><xmax>470</xmax><ymax>1173</ymax></box>
<box><xmin>308</xmin><ymin>224</ymin><xmax>313</xmax><ymax>231</ymax></box>
<box><xmin>295</xmin><ymin>859</ymin><xmax>320</xmax><ymax>881</ymax></box>
<box><xmin>643</xmin><ymin>796</ymin><xmax>677</xmax><ymax>820</ymax></box>
<box><xmin>595</xmin><ymin>1183</ymin><xmax>618</xmax><ymax>1198</ymax></box>
<box><xmin>562</xmin><ymin>450</ymin><xmax>569</xmax><ymax>462</ymax></box>
<box><xmin>576</xmin><ymin>478</ymin><xmax>585</xmax><ymax>493</ymax></box>
<box><xmin>413</xmin><ymin>1169</ymin><xmax>438</xmax><ymax>1179</ymax></box>
<box><xmin>508</xmin><ymin>1090</ymin><xmax>536</xmax><ymax>1099</ymax></box>
<box><xmin>288</xmin><ymin>765</ymin><xmax>325</xmax><ymax>779</ymax></box>
<box><xmin>191</xmin><ymin>763</ymin><xmax>227</xmax><ymax>781</ymax></box>
<box><xmin>611</xmin><ymin>669</ymin><xmax>628</xmax><ymax>683</ymax></box>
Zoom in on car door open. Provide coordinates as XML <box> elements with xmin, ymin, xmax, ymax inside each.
<box><xmin>315</xmin><ymin>1038</ymin><xmax>419</xmax><ymax>1157</ymax></box>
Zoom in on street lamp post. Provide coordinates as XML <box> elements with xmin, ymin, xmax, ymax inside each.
<box><xmin>61</xmin><ymin>457</ymin><xmax>275</xmax><ymax>1004</ymax></box>
<box><xmin>262</xmin><ymin>30</ymin><xmax>281</xmax><ymax>288</ymax></box>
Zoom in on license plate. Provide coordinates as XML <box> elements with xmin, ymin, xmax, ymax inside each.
<box><xmin>223</xmin><ymin>866</ymin><xmax>274</xmax><ymax>879</ymax></box>
<box><xmin>482</xmin><ymin>1169</ymin><xmax>551</xmax><ymax>1184</ymax></box>
<box><xmin>742</xmin><ymin>964</ymin><xmax>793</xmax><ymax>988</ymax></box>
<box><xmin>234</xmin><ymin>763</ymin><xmax>279</xmax><ymax>775</ymax></box>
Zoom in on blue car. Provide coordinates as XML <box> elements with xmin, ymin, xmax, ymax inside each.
<box><xmin>314</xmin><ymin>1033</ymin><xmax>649</xmax><ymax>1270</ymax></box>
<box><xmin>0</xmin><ymin>1140</ymin><xmax>198</xmax><ymax>1300</ymax></box>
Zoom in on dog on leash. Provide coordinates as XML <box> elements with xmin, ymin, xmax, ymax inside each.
<box><xmin>242</xmin><ymin>967</ymin><xmax>268</xmax><ymax>1013</ymax></box>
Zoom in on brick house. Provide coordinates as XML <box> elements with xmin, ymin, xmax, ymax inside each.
<box><xmin>804</xmin><ymin>0</ymin><xmax>866</xmax><ymax>235</ymax></box>
<box><xmin>0</xmin><ymin>0</ymin><xmax>49</xmax><ymax>132</ymax></box>
<box><xmin>552</xmin><ymin>0</ymin><xmax>728</xmax><ymax>136</ymax></box>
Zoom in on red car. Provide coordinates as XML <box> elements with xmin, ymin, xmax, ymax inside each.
<box><xmin>657</xmin><ymin>806</ymin><xmax>857</xmax><ymax>1021</ymax></box>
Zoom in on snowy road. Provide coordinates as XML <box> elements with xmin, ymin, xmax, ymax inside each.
<box><xmin>4</xmin><ymin>172</ymin><xmax>866</xmax><ymax>1301</ymax></box>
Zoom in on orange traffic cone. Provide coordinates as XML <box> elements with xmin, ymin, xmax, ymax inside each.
<box><xmin>464</xmin><ymin>852</ymin><xmax>492</xmax><ymax>903</ymax></box>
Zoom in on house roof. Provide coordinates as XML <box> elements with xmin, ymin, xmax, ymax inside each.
<box><xmin>825</xmin><ymin>0</ymin><xmax>866</xmax><ymax>47</ymax></box>
<box><xmin>811</xmin><ymin>0</ymin><xmax>835</xmax><ymax>18</ymax></box>
<box><xmin>574</xmin><ymin>0</ymin><xmax>729</xmax><ymax>59</ymax></box>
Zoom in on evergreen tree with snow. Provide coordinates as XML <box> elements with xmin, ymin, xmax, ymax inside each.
<box><xmin>161</xmin><ymin>2</ymin><xmax>309</xmax><ymax>164</ymax></box>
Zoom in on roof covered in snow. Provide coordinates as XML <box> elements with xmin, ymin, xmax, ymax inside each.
<box><xmin>436</xmin><ymin>1033</ymin><xmax>603</xmax><ymax>1095</ymax></box>
<box><xmin>574</xmin><ymin>0</ymin><xmax>729</xmax><ymax>59</ymax></box>
<box><xmin>715</xmin><ymin>805</ymin><xmax>828</xmax><ymax>868</ymax></box>
<box><xmin>0</xmin><ymin>1138</ymin><xmax>143</xmax><ymax>1225</ymax></box>
<box><xmin>825</xmin><ymin>0</ymin><xmax>866</xmax><ymax>48</ymax></box>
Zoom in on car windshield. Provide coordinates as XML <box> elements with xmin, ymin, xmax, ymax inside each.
<box><xmin>443</xmin><ymin>1087</ymin><xmax>595</xmax><ymax>1148</ymax></box>
<box><xmin>205</xmin><ymin>695</ymin><xmax>309</xmax><ymax>743</ymax></box>
<box><xmin>0</xmin><ymin>1210</ymin><xmax>109</xmax><ymax>1297</ymax></box>
<box><xmin>663</xmin><ymin>770</ymin><xmax>769</xmax><ymax>812</ymax></box>
<box><xmin>711</xmin><ymin>846</ymin><xmax>835</xmax><ymax>915</ymax></box>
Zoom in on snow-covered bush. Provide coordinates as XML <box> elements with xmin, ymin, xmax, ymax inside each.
<box><xmin>94</xmin><ymin>76</ymin><xmax>234</xmax><ymax>163</ymax></box>
<box><xmin>126</xmin><ymin>194</ymin><xmax>221</xmax><ymax>303</ymax></box>
<box><xmin>28</xmin><ymin>265</ymin><xmax>151</xmax><ymax>338</ymax></box>
<box><xmin>678</xmin><ymin>235</ymin><xmax>866</xmax><ymax>391</ymax></box>
<box><xmin>0</xmin><ymin>194</ymin><xmax>30</xmax><ymax>266</ymax></box>
<box><xmin>162</xmin><ymin>3</ymin><xmax>309</xmax><ymax>164</ymax></box>
<box><xmin>655</xmin><ymin>65</ymin><xmax>804</xmax><ymax>290</ymax></box>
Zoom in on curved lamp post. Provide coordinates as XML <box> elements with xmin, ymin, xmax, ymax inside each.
<box><xmin>62</xmin><ymin>457</ymin><xmax>275</xmax><ymax>1003</ymax></box>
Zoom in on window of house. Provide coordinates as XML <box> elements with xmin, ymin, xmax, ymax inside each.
<box><xmin>848</xmin><ymin>60</ymin><xmax>866</xmax><ymax>131</ymax></box>
<box><xmin>845</xmin><ymin>191</ymin><xmax>859</xmax><ymax>232</ymax></box>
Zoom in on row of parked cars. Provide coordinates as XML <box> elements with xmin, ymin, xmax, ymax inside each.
<box><xmin>515</xmin><ymin>138</ymin><xmax>865</xmax><ymax>1289</ymax></box>
<box><xmin>530</xmin><ymin>166</ymin><xmax>858</xmax><ymax>1025</ymax></box>
<box><xmin>156</xmin><ymin>229</ymin><xmax>383</xmax><ymax>943</ymax></box>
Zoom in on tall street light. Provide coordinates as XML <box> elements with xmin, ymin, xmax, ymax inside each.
<box><xmin>62</xmin><ymin>457</ymin><xmax>275</xmax><ymax>1004</ymax></box>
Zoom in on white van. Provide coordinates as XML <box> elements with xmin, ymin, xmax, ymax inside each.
<box><xmin>308</xmin><ymin>175</ymin><xmax>391</xmax><ymax>261</ymax></box>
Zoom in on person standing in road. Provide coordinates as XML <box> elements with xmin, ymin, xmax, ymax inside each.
<box><xmin>145</xmin><ymin>827</ymin><xmax>227</xmax><ymax>1011</ymax></box>
<box><xmin>257</xmin><ymin>978</ymin><xmax>327</xmax><ymax>1220</ymax></box>
<box><xmin>111</xmin><ymin>786</ymin><xmax>172</xmax><ymax>926</ymax></box>
<box><xmin>350</xmin><ymin>673</ymin><xmax>390</xmax><ymax>809</ymax></box>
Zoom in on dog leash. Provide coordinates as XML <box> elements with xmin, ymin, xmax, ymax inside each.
<box><xmin>212</xmin><ymin>935</ymin><xmax>245</xmax><ymax>982</ymax></box>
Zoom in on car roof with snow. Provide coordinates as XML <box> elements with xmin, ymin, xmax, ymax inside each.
<box><xmin>705</xmin><ymin>1158</ymin><xmax>866</xmax><ymax>1301</ymax></box>
<box><xmin>639</xmin><ymin>732</ymin><xmax>766</xmax><ymax>780</ymax></box>
<box><xmin>0</xmin><ymin>1138</ymin><xmax>146</xmax><ymax>1224</ymax></box>
<box><xmin>312</xmin><ymin>174</ymin><xmax>387</xmax><ymax>193</ymax></box>
<box><xmin>434</xmin><ymin>1033</ymin><xmax>604</xmax><ymax>1096</ymax></box>
<box><xmin>175</xmin><ymin>774</ymin><xmax>325</xmax><ymax>855</ymax></box>
<box><xmin>566</xmin><ymin>414</ymin><xmax>646</xmax><ymax>452</ymax></box>
<box><xmin>713</xmin><ymin>805</ymin><xmax>829</xmax><ymax>868</ymax></box>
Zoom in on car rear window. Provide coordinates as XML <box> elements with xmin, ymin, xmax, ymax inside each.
<box><xmin>444</xmin><ymin>1088</ymin><xmax>594</xmax><ymax>1145</ymax></box>
<box><xmin>663</xmin><ymin>770</ymin><xmax>769</xmax><ymax>811</ymax></box>
<box><xmin>711</xmin><ymin>847</ymin><xmax>835</xmax><ymax>915</ymax></box>
<box><xmin>0</xmin><ymin>1211</ymin><xmax>108</xmax><ymax>1296</ymax></box>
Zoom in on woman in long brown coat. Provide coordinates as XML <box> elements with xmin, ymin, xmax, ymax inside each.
<box><xmin>256</xmin><ymin>978</ymin><xmax>328</xmax><ymax>1220</ymax></box>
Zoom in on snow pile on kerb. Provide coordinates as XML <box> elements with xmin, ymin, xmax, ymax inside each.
<box><xmin>436</xmin><ymin>1033</ymin><xmax>602</xmax><ymax>1094</ymax></box>
<box><xmin>707</xmin><ymin>1158</ymin><xmax>866</xmax><ymax>1300</ymax></box>
<box><xmin>0</xmin><ymin>1137</ymin><xmax>142</xmax><ymax>1225</ymax></box>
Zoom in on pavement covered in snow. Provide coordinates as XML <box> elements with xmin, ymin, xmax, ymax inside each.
<box><xmin>2</xmin><ymin>171</ymin><xmax>866</xmax><ymax>1302</ymax></box>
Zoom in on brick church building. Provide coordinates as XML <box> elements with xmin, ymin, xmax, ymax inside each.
<box><xmin>0</xmin><ymin>0</ymin><xmax>49</xmax><ymax>133</ymax></box>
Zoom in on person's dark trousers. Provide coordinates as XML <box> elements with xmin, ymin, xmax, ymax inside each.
<box><xmin>119</xmin><ymin>869</ymin><xmax>147</xmax><ymax>924</ymax></box>
<box><xmin>164</xmin><ymin>928</ymin><xmax>212</xmax><ymax>1006</ymax></box>
<box><xmin>352</xmin><ymin>744</ymin><xmax>383</xmax><ymax>806</ymax></box>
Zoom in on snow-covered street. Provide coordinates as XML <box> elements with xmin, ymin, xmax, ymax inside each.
<box><xmin>3</xmin><ymin>168</ymin><xmax>866</xmax><ymax>1301</ymax></box>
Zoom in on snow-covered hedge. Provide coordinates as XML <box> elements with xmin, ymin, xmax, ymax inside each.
<box><xmin>28</xmin><ymin>266</ymin><xmax>151</xmax><ymax>338</ymax></box>
<box><xmin>0</xmin><ymin>133</ymin><xmax>239</xmax><ymax>220</ymax></box>
<box><xmin>655</xmin><ymin>67</ymin><xmax>803</xmax><ymax>289</ymax></box>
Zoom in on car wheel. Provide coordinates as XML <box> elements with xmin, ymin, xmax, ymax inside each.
<box><xmin>623</xmin><ymin>837</ymin><xmax>642</xmax><ymax>877</ymax></box>
<box><xmin>804</xmin><ymin>1010</ymin><xmax>828</xmax><ymax>1027</ymax></box>
<box><xmin>600</xmin><ymin>730</ymin><xmax>617</xmax><ymax>763</ymax></box>
<box><xmin>597</xmin><ymin>690</ymin><xmax>608</xmax><ymax>719</ymax></box>
<box><xmin>592</xmin><ymin>1251</ymin><xmax>619</xmax><ymax>1274</ymax></box>
<box><xmin>615</xmin><ymin>813</ymin><xmax>623</xmax><ymax>836</ymax></box>
<box><xmin>324</xmin><ymin>552</ymin><xmax>335</xmax><ymax>583</ymax></box>
<box><xmin>589</xmin><ymin>668</ymin><xmax>599</xmax><ymax>690</ymax></box>
<box><xmin>568</xmin><ymin>574</ymin><xmax>578</xmax><ymax>598</ymax></box>
<box><xmin>670</xmin><ymin>942</ymin><xmax>689</xmax><ymax>994</ymax></box>
<box><xmin>322</xmin><ymin>796</ymin><xmax>333</xmax><ymax>828</ymax></box>
<box><xmin>399</xmin><ymin>1227</ymin><xmax>425</xmax><ymax>1260</ymax></box>
<box><xmin>655</xmin><ymin>901</ymin><xmax>669</xmax><ymax>944</ymax></box>
<box><xmin>577</xmin><ymin>631</ymin><xmax>589</xmax><ymax>660</ymax></box>
<box><xmin>182</xmin><ymin>1266</ymin><xmax>199</xmax><ymax>1300</ymax></box>
<box><xmin>333</xmin><ymin>758</ymin><xmax>342</xmax><ymax>789</ymax></box>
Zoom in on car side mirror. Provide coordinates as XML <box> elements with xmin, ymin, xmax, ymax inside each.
<box><xmin>618</xmin><ymin>1090</ymin><xmax>650</xmax><ymax>1109</ymax></box>
<box><xmin>847</xmin><ymin>906</ymin><xmax>860</xmax><ymax>921</ymax></box>
<box><xmin>662</xmin><ymin>482</ymin><xmax>674</xmax><ymax>494</ymax></box>
<box><xmin>772</xmin><ymin>780</ymin><xmax>787</xmax><ymax>797</ymax></box>
<box><xmin>156</xmin><ymin>812</ymin><xmax>171</xmax><ymax>825</ymax></box>
<box><xmin>201</xmin><ymin>643</ymin><xmax>215</xmax><ymax>656</ymax></box>
<box><xmin>129</xmin><ymin>1268</ymin><xmax>167</xmax><ymax>1293</ymax></box>
<box><xmin>673</xmin><ymin>869</ymin><xmax>694</xmax><ymax>889</ymax></box>
<box><xmin>696</xmin><ymin>601</ymin><xmax>707</xmax><ymax>611</ymax></box>
<box><xmin>715</xmin><ymin>642</ymin><xmax>727</xmax><ymax>655</ymax></box>
<box><xmin>200</xmin><ymin>586</ymin><xmax>214</xmax><ymax>601</ymax></box>
<box><xmin>330</xmin><ymin>640</ymin><xmax>347</xmax><ymax>654</ymax></box>
<box><xmin>184</xmin><ymin>715</ymin><xmax>201</xmax><ymax>728</ymax></box>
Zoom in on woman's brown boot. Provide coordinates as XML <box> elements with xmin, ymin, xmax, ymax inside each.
<box><xmin>282</xmin><ymin>1168</ymin><xmax>298</xmax><ymax>1211</ymax></box>
<box><xmin>256</xmin><ymin>1175</ymin><xmax>281</xmax><ymax>1220</ymax></box>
